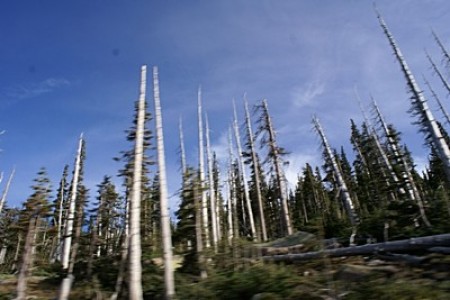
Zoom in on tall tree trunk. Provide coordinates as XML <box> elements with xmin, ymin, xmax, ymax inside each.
<box><xmin>377</xmin><ymin>11</ymin><xmax>450</xmax><ymax>183</ymax></box>
<box><xmin>313</xmin><ymin>116</ymin><xmax>359</xmax><ymax>227</ymax></box>
<box><xmin>15</xmin><ymin>217</ymin><xmax>38</xmax><ymax>300</ymax></box>
<box><xmin>205</xmin><ymin>114</ymin><xmax>219</xmax><ymax>248</ymax></box>
<box><xmin>128</xmin><ymin>65</ymin><xmax>146</xmax><ymax>300</ymax></box>
<box><xmin>61</xmin><ymin>134</ymin><xmax>83</xmax><ymax>270</ymax></box>
<box><xmin>244</xmin><ymin>97</ymin><xmax>268</xmax><ymax>241</ymax></box>
<box><xmin>197</xmin><ymin>87</ymin><xmax>210</xmax><ymax>248</ymax></box>
<box><xmin>261</xmin><ymin>100</ymin><xmax>293</xmax><ymax>235</ymax></box>
<box><xmin>233</xmin><ymin>100</ymin><xmax>257</xmax><ymax>240</ymax></box>
<box><xmin>194</xmin><ymin>177</ymin><xmax>207</xmax><ymax>279</ymax></box>
<box><xmin>152</xmin><ymin>66</ymin><xmax>176</xmax><ymax>299</ymax></box>
<box><xmin>372</xmin><ymin>99</ymin><xmax>431</xmax><ymax>227</ymax></box>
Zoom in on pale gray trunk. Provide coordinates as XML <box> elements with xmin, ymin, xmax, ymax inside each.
<box><xmin>373</xmin><ymin>100</ymin><xmax>431</xmax><ymax>226</ymax></box>
<box><xmin>0</xmin><ymin>167</ymin><xmax>14</xmax><ymax>215</ymax></box>
<box><xmin>432</xmin><ymin>30</ymin><xmax>450</xmax><ymax>67</ymax></box>
<box><xmin>424</xmin><ymin>78</ymin><xmax>450</xmax><ymax>126</ymax></box>
<box><xmin>197</xmin><ymin>87</ymin><xmax>210</xmax><ymax>248</ymax></box>
<box><xmin>152</xmin><ymin>66</ymin><xmax>176</xmax><ymax>299</ymax></box>
<box><xmin>426</xmin><ymin>52</ymin><xmax>450</xmax><ymax>95</ymax></box>
<box><xmin>232</xmin><ymin>100</ymin><xmax>257</xmax><ymax>240</ymax></box>
<box><xmin>179</xmin><ymin>117</ymin><xmax>187</xmax><ymax>175</ymax></box>
<box><xmin>205</xmin><ymin>114</ymin><xmax>219</xmax><ymax>248</ymax></box>
<box><xmin>15</xmin><ymin>217</ymin><xmax>38</xmax><ymax>300</ymax></box>
<box><xmin>244</xmin><ymin>98</ymin><xmax>267</xmax><ymax>241</ymax></box>
<box><xmin>128</xmin><ymin>65</ymin><xmax>146</xmax><ymax>300</ymax></box>
<box><xmin>0</xmin><ymin>246</ymin><xmax>7</xmax><ymax>264</ymax></box>
<box><xmin>194</xmin><ymin>178</ymin><xmax>207</xmax><ymax>279</ymax></box>
<box><xmin>377</xmin><ymin>12</ymin><xmax>450</xmax><ymax>183</ymax></box>
<box><xmin>313</xmin><ymin>116</ymin><xmax>358</xmax><ymax>226</ymax></box>
<box><xmin>61</xmin><ymin>134</ymin><xmax>83</xmax><ymax>270</ymax></box>
<box><xmin>261</xmin><ymin>100</ymin><xmax>292</xmax><ymax>235</ymax></box>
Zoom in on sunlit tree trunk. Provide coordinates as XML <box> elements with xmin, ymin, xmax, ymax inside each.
<box><xmin>205</xmin><ymin>114</ymin><xmax>219</xmax><ymax>248</ymax></box>
<box><xmin>0</xmin><ymin>167</ymin><xmax>14</xmax><ymax>215</ymax></box>
<box><xmin>377</xmin><ymin>11</ymin><xmax>450</xmax><ymax>183</ymax></box>
<box><xmin>152</xmin><ymin>66</ymin><xmax>175</xmax><ymax>299</ymax></box>
<box><xmin>244</xmin><ymin>97</ymin><xmax>267</xmax><ymax>241</ymax></box>
<box><xmin>313</xmin><ymin>116</ymin><xmax>358</xmax><ymax>229</ymax></box>
<box><xmin>128</xmin><ymin>65</ymin><xmax>146</xmax><ymax>300</ymax></box>
<box><xmin>232</xmin><ymin>100</ymin><xmax>257</xmax><ymax>240</ymax></box>
<box><xmin>260</xmin><ymin>100</ymin><xmax>292</xmax><ymax>235</ymax></box>
<box><xmin>197</xmin><ymin>87</ymin><xmax>210</xmax><ymax>248</ymax></box>
<box><xmin>61</xmin><ymin>134</ymin><xmax>84</xmax><ymax>270</ymax></box>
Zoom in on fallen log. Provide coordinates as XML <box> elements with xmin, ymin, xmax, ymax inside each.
<box><xmin>262</xmin><ymin>233</ymin><xmax>450</xmax><ymax>262</ymax></box>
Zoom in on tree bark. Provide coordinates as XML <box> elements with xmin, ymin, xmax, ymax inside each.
<box><xmin>128</xmin><ymin>65</ymin><xmax>146</xmax><ymax>300</ymax></box>
<box><xmin>152</xmin><ymin>66</ymin><xmax>176</xmax><ymax>299</ymax></box>
<box><xmin>61</xmin><ymin>135</ymin><xmax>83</xmax><ymax>270</ymax></box>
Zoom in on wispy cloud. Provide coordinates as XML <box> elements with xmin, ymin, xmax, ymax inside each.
<box><xmin>4</xmin><ymin>78</ymin><xmax>70</xmax><ymax>100</ymax></box>
<box><xmin>290</xmin><ymin>81</ymin><xmax>326</xmax><ymax>108</ymax></box>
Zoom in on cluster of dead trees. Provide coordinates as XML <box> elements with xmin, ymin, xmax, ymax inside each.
<box><xmin>0</xmin><ymin>10</ymin><xmax>450</xmax><ymax>300</ymax></box>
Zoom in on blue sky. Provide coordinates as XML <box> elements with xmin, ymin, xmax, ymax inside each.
<box><xmin>1</xmin><ymin>1</ymin><xmax>450</xmax><ymax>212</ymax></box>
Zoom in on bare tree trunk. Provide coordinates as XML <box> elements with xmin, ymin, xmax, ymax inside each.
<box><xmin>179</xmin><ymin>117</ymin><xmax>187</xmax><ymax>175</ymax></box>
<box><xmin>426</xmin><ymin>52</ymin><xmax>450</xmax><ymax>95</ymax></box>
<box><xmin>61</xmin><ymin>135</ymin><xmax>84</xmax><ymax>270</ymax></box>
<box><xmin>432</xmin><ymin>30</ymin><xmax>450</xmax><ymax>68</ymax></box>
<box><xmin>373</xmin><ymin>99</ymin><xmax>431</xmax><ymax>227</ymax></box>
<box><xmin>194</xmin><ymin>178</ymin><xmax>207</xmax><ymax>279</ymax></box>
<box><xmin>263</xmin><ymin>233</ymin><xmax>450</xmax><ymax>262</ymax></box>
<box><xmin>197</xmin><ymin>87</ymin><xmax>210</xmax><ymax>248</ymax></box>
<box><xmin>205</xmin><ymin>114</ymin><xmax>219</xmax><ymax>249</ymax></box>
<box><xmin>15</xmin><ymin>217</ymin><xmax>37</xmax><ymax>300</ymax></box>
<box><xmin>233</xmin><ymin>100</ymin><xmax>257</xmax><ymax>240</ymax></box>
<box><xmin>424</xmin><ymin>78</ymin><xmax>450</xmax><ymax>126</ymax></box>
<box><xmin>377</xmin><ymin>11</ymin><xmax>450</xmax><ymax>183</ymax></box>
<box><xmin>58</xmin><ymin>188</ymin><xmax>85</xmax><ymax>300</ymax></box>
<box><xmin>152</xmin><ymin>66</ymin><xmax>176</xmax><ymax>299</ymax></box>
<box><xmin>313</xmin><ymin>116</ymin><xmax>358</xmax><ymax>227</ymax></box>
<box><xmin>244</xmin><ymin>97</ymin><xmax>267</xmax><ymax>242</ymax></box>
<box><xmin>0</xmin><ymin>167</ymin><xmax>15</xmax><ymax>215</ymax></box>
<box><xmin>128</xmin><ymin>65</ymin><xmax>146</xmax><ymax>300</ymax></box>
<box><xmin>261</xmin><ymin>100</ymin><xmax>293</xmax><ymax>235</ymax></box>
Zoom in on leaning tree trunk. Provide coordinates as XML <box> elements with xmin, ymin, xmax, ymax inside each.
<box><xmin>432</xmin><ymin>30</ymin><xmax>450</xmax><ymax>69</ymax></box>
<box><xmin>197</xmin><ymin>87</ymin><xmax>210</xmax><ymax>248</ymax></box>
<box><xmin>61</xmin><ymin>134</ymin><xmax>83</xmax><ymax>270</ymax></box>
<box><xmin>58</xmin><ymin>188</ymin><xmax>85</xmax><ymax>300</ymax></box>
<box><xmin>232</xmin><ymin>100</ymin><xmax>257</xmax><ymax>241</ymax></box>
<box><xmin>244</xmin><ymin>97</ymin><xmax>268</xmax><ymax>242</ymax></box>
<box><xmin>0</xmin><ymin>167</ymin><xmax>14</xmax><ymax>215</ymax></box>
<box><xmin>424</xmin><ymin>78</ymin><xmax>450</xmax><ymax>126</ymax></box>
<box><xmin>372</xmin><ymin>99</ymin><xmax>430</xmax><ymax>227</ymax></box>
<box><xmin>152</xmin><ymin>66</ymin><xmax>176</xmax><ymax>299</ymax></box>
<box><xmin>128</xmin><ymin>65</ymin><xmax>146</xmax><ymax>300</ymax></box>
<box><xmin>313</xmin><ymin>116</ymin><xmax>358</xmax><ymax>229</ymax></box>
<box><xmin>426</xmin><ymin>52</ymin><xmax>450</xmax><ymax>95</ymax></box>
<box><xmin>261</xmin><ymin>100</ymin><xmax>293</xmax><ymax>236</ymax></box>
<box><xmin>377</xmin><ymin>11</ymin><xmax>450</xmax><ymax>183</ymax></box>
